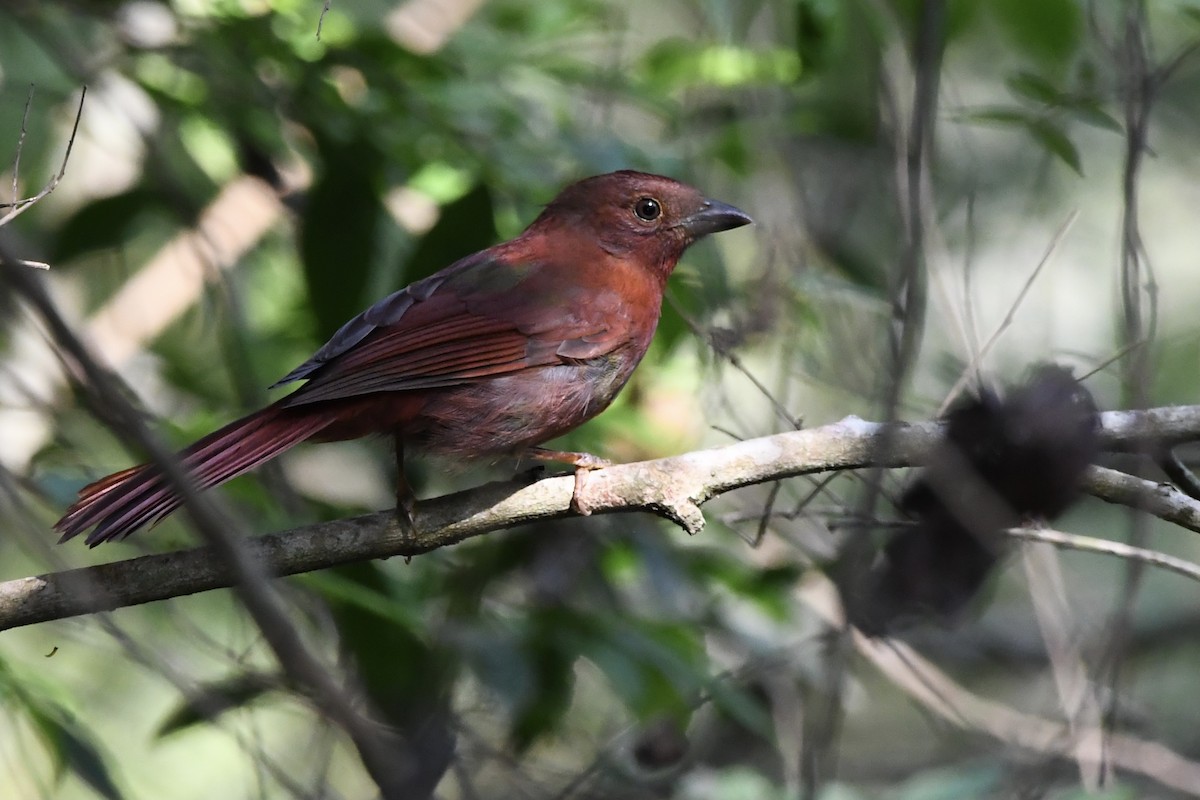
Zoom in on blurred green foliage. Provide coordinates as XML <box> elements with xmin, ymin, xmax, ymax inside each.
<box><xmin>2</xmin><ymin>0</ymin><xmax>1200</xmax><ymax>798</ymax></box>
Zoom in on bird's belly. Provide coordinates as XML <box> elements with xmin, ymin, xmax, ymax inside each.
<box><xmin>410</xmin><ymin>356</ymin><xmax>635</xmax><ymax>457</ymax></box>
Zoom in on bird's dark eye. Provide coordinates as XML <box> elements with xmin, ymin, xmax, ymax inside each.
<box><xmin>634</xmin><ymin>197</ymin><xmax>662</xmax><ymax>221</ymax></box>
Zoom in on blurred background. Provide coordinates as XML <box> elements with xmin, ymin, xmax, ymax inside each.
<box><xmin>1</xmin><ymin>0</ymin><xmax>1200</xmax><ymax>797</ymax></box>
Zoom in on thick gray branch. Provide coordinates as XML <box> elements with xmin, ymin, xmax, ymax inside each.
<box><xmin>3</xmin><ymin>406</ymin><xmax>1200</xmax><ymax>633</ymax></box>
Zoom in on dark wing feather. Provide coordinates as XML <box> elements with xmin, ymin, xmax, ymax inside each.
<box><xmin>270</xmin><ymin>250</ymin><xmax>490</xmax><ymax>387</ymax></box>
<box><xmin>275</xmin><ymin>250</ymin><xmax>631</xmax><ymax>407</ymax></box>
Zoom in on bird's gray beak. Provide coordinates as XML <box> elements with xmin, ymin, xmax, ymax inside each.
<box><xmin>680</xmin><ymin>199</ymin><xmax>753</xmax><ymax>238</ymax></box>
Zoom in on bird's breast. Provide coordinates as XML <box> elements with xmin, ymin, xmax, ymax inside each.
<box><xmin>408</xmin><ymin>347</ymin><xmax>644</xmax><ymax>458</ymax></box>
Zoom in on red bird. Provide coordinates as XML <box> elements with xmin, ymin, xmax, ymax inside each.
<box><xmin>56</xmin><ymin>171</ymin><xmax>752</xmax><ymax>545</ymax></box>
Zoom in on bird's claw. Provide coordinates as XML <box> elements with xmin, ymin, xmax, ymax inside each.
<box><xmin>571</xmin><ymin>454</ymin><xmax>612</xmax><ymax>470</ymax></box>
<box><xmin>571</xmin><ymin>464</ymin><xmax>607</xmax><ymax>516</ymax></box>
<box><xmin>393</xmin><ymin>497</ymin><xmax>418</xmax><ymax>564</ymax></box>
<box><xmin>521</xmin><ymin>447</ymin><xmax>611</xmax><ymax>516</ymax></box>
<box><xmin>394</xmin><ymin>494</ymin><xmax>416</xmax><ymax>532</ymax></box>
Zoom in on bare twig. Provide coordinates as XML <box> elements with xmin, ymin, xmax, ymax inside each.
<box><xmin>752</xmin><ymin>480</ymin><xmax>783</xmax><ymax>547</ymax></box>
<box><xmin>1084</xmin><ymin>465</ymin><xmax>1200</xmax><ymax>534</ymax></box>
<box><xmin>0</xmin><ymin>416</ymin><xmax>939</xmax><ymax>632</ymax></box>
<box><xmin>1</xmin><ymin>257</ymin><xmax>421</xmax><ymax>799</ymax></box>
<box><xmin>805</xmin><ymin>2</ymin><xmax>944</xmax><ymax>791</ymax></box>
<box><xmin>1007</xmin><ymin>526</ymin><xmax>1200</xmax><ymax>585</ymax></box>
<box><xmin>1097</xmin><ymin>405</ymin><xmax>1200</xmax><ymax>449</ymax></box>
<box><xmin>317</xmin><ymin>0</ymin><xmax>333</xmax><ymax>40</ymax></box>
<box><xmin>1159</xmin><ymin>449</ymin><xmax>1200</xmax><ymax>502</ymax></box>
<box><xmin>937</xmin><ymin>211</ymin><xmax>1080</xmax><ymax>416</ymax></box>
<box><xmin>1020</xmin><ymin>542</ymin><xmax>1109</xmax><ymax>789</ymax></box>
<box><xmin>2</xmin><ymin>407</ymin><xmax>1200</xmax><ymax>633</ymax></box>
<box><xmin>0</xmin><ymin>85</ymin><xmax>86</xmax><ymax>229</ymax></box>
<box><xmin>1156</xmin><ymin>39</ymin><xmax>1200</xmax><ymax>85</ymax></box>
<box><xmin>1105</xmin><ymin>2</ymin><xmax>1160</xmax><ymax>722</ymax></box>
<box><xmin>1074</xmin><ymin>338</ymin><xmax>1148</xmax><ymax>383</ymax></box>
<box><xmin>666</xmin><ymin>294</ymin><xmax>801</xmax><ymax>430</ymax></box>
<box><xmin>10</xmin><ymin>85</ymin><xmax>33</xmax><ymax>208</ymax></box>
<box><xmin>797</xmin><ymin>573</ymin><xmax>1200</xmax><ymax>796</ymax></box>
<box><xmin>0</xmin><ymin>176</ymin><xmax>286</xmax><ymax>471</ymax></box>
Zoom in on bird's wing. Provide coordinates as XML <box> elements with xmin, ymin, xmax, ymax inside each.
<box><xmin>275</xmin><ymin>250</ymin><xmax>633</xmax><ymax>407</ymax></box>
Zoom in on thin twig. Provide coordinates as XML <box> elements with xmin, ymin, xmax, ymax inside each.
<box><xmin>10</xmin><ymin>85</ymin><xmax>34</xmax><ymax>209</ymax></box>
<box><xmin>2</xmin><ymin>255</ymin><xmax>420</xmax><ymax>798</ymax></box>
<box><xmin>1008</xmin><ymin>526</ymin><xmax>1200</xmax><ymax>585</ymax></box>
<box><xmin>0</xmin><ymin>85</ymin><xmax>86</xmax><ymax>228</ymax></box>
<box><xmin>1020</xmin><ymin>541</ymin><xmax>1109</xmax><ymax>789</ymax></box>
<box><xmin>1155</xmin><ymin>40</ymin><xmax>1200</xmax><ymax>85</ymax></box>
<box><xmin>1084</xmin><ymin>464</ymin><xmax>1200</xmax><ymax>533</ymax></box>
<box><xmin>797</xmin><ymin>572</ymin><xmax>1200</xmax><ymax>796</ymax></box>
<box><xmin>317</xmin><ymin>0</ymin><xmax>333</xmax><ymax>40</ymax></box>
<box><xmin>1074</xmin><ymin>338</ymin><xmax>1148</xmax><ymax>383</ymax></box>
<box><xmin>667</xmin><ymin>293</ymin><xmax>801</xmax><ymax>430</ymax></box>
<box><xmin>938</xmin><ymin>210</ymin><xmax>1079</xmax><ymax>416</ymax></box>
<box><xmin>752</xmin><ymin>480</ymin><xmax>783</xmax><ymax>547</ymax></box>
<box><xmin>1105</xmin><ymin>2</ymin><xmax>1163</xmax><ymax>749</ymax></box>
<box><xmin>1160</xmin><ymin>449</ymin><xmax>1200</xmax><ymax>501</ymax></box>
<box><xmin>808</xmin><ymin>4</ymin><xmax>945</xmax><ymax>792</ymax></box>
<box><xmin>0</xmin><ymin>407</ymin><xmax>1198</xmax><ymax>631</ymax></box>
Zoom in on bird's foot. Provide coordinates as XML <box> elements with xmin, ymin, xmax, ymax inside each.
<box><xmin>393</xmin><ymin>467</ymin><xmax>417</xmax><ymax>535</ymax></box>
<box><xmin>393</xmin><ymin>494</ymin><xmax>418</xmax><ymax>564</ymax></box>
<box><xmin>393</xmin><ymin>435</ymin><xmax>418</xmax><ymax>536</ymax></box>
<box><xmin>571</xmin><ymin>465</ymin><xmax>600</xmax><ymax>516</ymax></box>
<box><xmin>523</xmin><ymin>448</ymin><xmax>613</xmax><ymax>516</ymax></box>
<box><xmin>394</xmin><ymin>496</ymin><xmax>416</xmax><ymax>530</ymax></box>
<box><xmin>524</xmin><ymin>447</ymin><xmax>612</xmax><ymax>471</ymax></box>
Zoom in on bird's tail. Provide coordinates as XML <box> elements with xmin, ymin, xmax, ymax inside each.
<box><xmin>55</xmin><ymin>403</ymin><xmax>334</xmax><ymax>546</ymax></box>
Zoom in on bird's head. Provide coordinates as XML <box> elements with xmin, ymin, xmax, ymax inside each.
<box><xmin>529</xmin><ymin>170</ymin><xmax>752</xmax><ymax>279</ymax></box>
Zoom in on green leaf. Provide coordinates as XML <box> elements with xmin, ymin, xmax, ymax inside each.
<box><xmin>640</xmin><ymin>39</ymin><xmax>801</xmax><ymax>90</ymax></box>
<box><xmin>508</xmin><ymin>631</ymin><xmax>576</xmax><ymax>750</ymax></box>
<box><xmin>156</xmin><ymin>672</ymin><xmax>281</xmax><ymax>737</ymax></box>
<box><xmin>682</xmin><ymin>547</ymin><xmax>801</xmax><ymax>619</ymax></box>
<box><xmin>959</xmin><ymin>109</ymin><xmax>1083</xmax><ymax>174</ymax></box>
<box><xmin>989</xmin><ymin>0</ymin><xmax>1082</xmax><ymax>66</ymax></box>
<box><xmin>0</xmin><ymin>657</ymin><xmax>125</xmax><ymax>799</ymax></box>
<box><xmin>324</xmin><ymin>563</ymin><xmax>457</xmax><ymax>722</ymax></box>
<box><xmin>584</xmin><ymin>615</ymin><xmax>706</xmax><ymax>721</ymax></box>
<box><xmin>1025</xmin><ymin>118</ymin><xmax>1083</xmax><ymax>175</ymax></box>
<box><xmin>1065</xmin><ymin>101</ymin><xmax>1122</xmax><ymax>133</ymax></box>
<box><xmin>299</xmin><ymin>137</ymin><xmax>386</xmax><ymax>341</ymax></box>
<box><xmin>891</xmin><ymin>0</ymin><xmax>981</xmax><ymax>43</ymax></box>
<box><xmin>51</xmin><ymin>188</ymin><xmax>166</xmax><ymax>262</ymax></box>
<box><xmin>457</xmin><ymin>608</ymin><xmax>579</xmax><ymax>750</ymax></box>
<box><xmin>24</xmin><ymin>702</ymin><xmax>124</xmax><ymax>800</ymax></box>
<box><xmin>956</xmin><ymin>107</ymin><xmax>1031</xmax><ymax>127</ymax></box>
<box><xmin>1006</xmin><ymin>71</ymin><xmax>1067</xmax><ymax>106</ymax></box>
<box><xmin>1004</xmin><ymin>71</ymin><xmax>1122</xmax><ymax>132</ymax></box>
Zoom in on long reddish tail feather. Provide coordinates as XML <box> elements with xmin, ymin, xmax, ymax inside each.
<box><xmin>55</xmin><ymin>404</ymin><xmax>335</xmax><ymax>546</ymax></box>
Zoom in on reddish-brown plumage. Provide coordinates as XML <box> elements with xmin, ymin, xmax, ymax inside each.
<box><xmin>56</xmin><ymin>171</ymin><xmax>752</xmax><ymax>545</ymax></box>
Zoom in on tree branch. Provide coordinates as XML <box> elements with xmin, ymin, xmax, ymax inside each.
<box><xmin>1084</xmin><ymin>464</ymin><xmax>1200</xmax><ymax>533</ymax></box>
<box><xmin>1008</xmin><ymin>526</ymin><xmax>1200</xmax><ymax>585</ymax></box>
<box><xmin>3</xmin><ymin>254</ymin><xmax>418</xmax><ymax>797</ymax></box>
<box><xmin>4</xmin><ymin>406</ymin><xmax>1200</xmax><ymax>633</ymax></box>
<box><xmin>0</xmin><ymin>417</ymin><xmax>929</xmax><ymax>632</ymax></box>
<box><xmin>796</xmin><ymin>572</ymin><xmax>1200</xmax><ymax>796</ymax></box>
